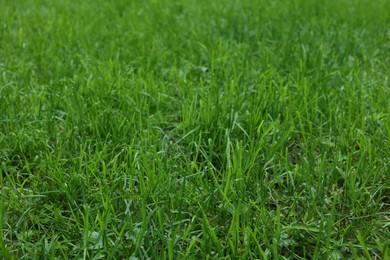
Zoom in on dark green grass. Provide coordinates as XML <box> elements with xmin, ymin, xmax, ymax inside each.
<box><xmin>1</xmin><ymin>0</ymin><xmax>389</xmax><ymax>258</ymax></box>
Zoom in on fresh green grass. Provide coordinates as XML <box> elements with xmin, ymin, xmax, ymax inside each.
<box><xmin>1</xmin><ymin>0</ymin><xmax>389</xmax><ymax>258</ymax></box>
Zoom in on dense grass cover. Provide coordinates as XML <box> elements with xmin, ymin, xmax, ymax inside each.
<box><xmin>1</xmin><ymin>0</ymin><xmax>389</xmax><ymax>258</ymax></box>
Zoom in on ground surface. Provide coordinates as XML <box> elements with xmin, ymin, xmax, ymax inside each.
<box><xmin>0</xmin><ymin>0</ymin><xmax>389</xmax><ymax>258</ymax></box>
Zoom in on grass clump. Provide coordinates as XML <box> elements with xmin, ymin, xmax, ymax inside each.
<box><xmin>0</xmin><ymin>0</ymin><xmax>389</xmax><ymax>258</ymax></box>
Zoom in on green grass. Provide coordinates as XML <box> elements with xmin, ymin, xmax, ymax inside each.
<box><xmin>1</xmin><ymin>0</ymin><xmax>389</xmax><ymax>258</ymax></box>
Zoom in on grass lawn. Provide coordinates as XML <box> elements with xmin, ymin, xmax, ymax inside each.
<box><xmin>1</xmin><ymin>0</ymin><xmax>389</xmax><ymax>258</ymax></box>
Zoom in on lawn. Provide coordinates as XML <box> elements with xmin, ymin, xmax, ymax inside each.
<box><xmin>0</xmin><ymin>0</ymin><xmax>389</xmax><ymax>258</ymax></box>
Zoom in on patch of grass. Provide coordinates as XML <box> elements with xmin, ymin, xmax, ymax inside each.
<box><xmin>1</xmin><ymin>0</ymin><xmax>389</xmax><ymax>258</ymax></box>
